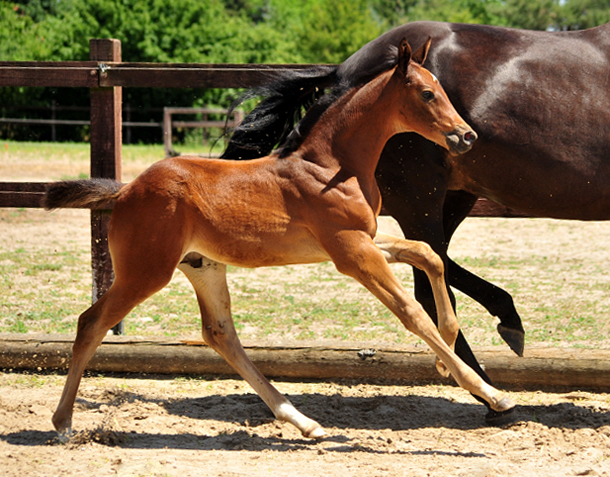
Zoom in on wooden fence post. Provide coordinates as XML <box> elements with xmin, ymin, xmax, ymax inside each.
<box><xmin>89</xmin><ymin>39</ymin><xmax>123</xmax><ymax>335</ymax></box>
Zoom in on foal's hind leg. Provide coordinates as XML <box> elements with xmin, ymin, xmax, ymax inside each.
<box><xmin>52</xmin><ymin>275</ymin><xmax>170</xmax><ymax>436</ymax></box>
<box><xmin>53</xmin><ymin>210</ymin><xmax>181</xmax><ymax>436</ymax></box>
<box><xmin>178</xmin><ymin>254</ymin><xmax>326</xmax><ymax>438</ymax></box>
<box><xmin>375</xmin><ymin>233</ymin><xmax>457</xmax><ymax>377</ymax></box>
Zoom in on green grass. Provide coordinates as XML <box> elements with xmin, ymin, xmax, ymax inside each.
<box><xmin>0</xmin><ymin>246</ymin><xmax>92</xmax><ymax>334</ymax></box>
<box><xmin>1</xmin><ymin>139</ymin><xmax>227</xmax><ymax>183</ymax></box>
<box><xmin>449</xmin><ymin>245</ymin><xmax>610</xmax><ymax>349</ymax></box>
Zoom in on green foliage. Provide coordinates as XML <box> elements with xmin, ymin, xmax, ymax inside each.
<box><xmin>496</xmin><ymin>0</ymin><xmax>559</xmax><ymax>30</ymax></box>
<box><xmin>294</xmin><ymin>0</ymin><xmax>384</xmax><ymax>63</ymax></box>
<box><xmin>555</xmin><ymin>0</ymin><xmax>610</xmax><ymax>30</ymax></box>
<box><xmin>372</xmin><ymin>0</ymin><xmax>610</xmax><ymax>31</ymax></box>
<box><xmin>400</xmin><ymin>0</ymin><xmax>506</xmax><ymax>26</ymax></box>
<box><xmin>3</xmin><ymin>0</ymin><xmax>610</xmax><ymax>143</ymax></box>
<box><xmin>0</xmin><ymin>2</ymin><xmax>54</xmax><ymax>61</ymax></box>
<box><xmin>370</xmin><ymin>0</ymin><xmax>417</xmax><ymax>27</ymax></box>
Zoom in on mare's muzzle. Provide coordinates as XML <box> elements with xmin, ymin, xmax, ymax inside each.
<box><xmin>445</xmin><ymin>128</ymin><xmax>477</xmax><ymax>154</ymax></box>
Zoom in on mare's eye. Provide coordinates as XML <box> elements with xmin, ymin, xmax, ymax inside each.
<box><xmin>421</xmin><ymin>90</ymin><xmax>435</xmax><ymax>102</ymax></box>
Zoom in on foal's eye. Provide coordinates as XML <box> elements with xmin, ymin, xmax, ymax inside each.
<box><xmin>421</xmin><ymin>91</ymin><xmax>435</xmax><ymax>102</ymax></box>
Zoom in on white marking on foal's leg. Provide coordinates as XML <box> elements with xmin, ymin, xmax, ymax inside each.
<box><xmin>179</xmin><ymin>256</ymin><xmax>327</xmax><ymax>439</ymax></box>
<box><xmin>276</xmin><ymin>401</ymin><xmax>326</xmax><ymax>439</ymax></box>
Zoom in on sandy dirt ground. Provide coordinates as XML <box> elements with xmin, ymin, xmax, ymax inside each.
<box><xmin>1</xmin><ymin>373</ymin><xmax>610</xmax><ymax>477</ymax></box>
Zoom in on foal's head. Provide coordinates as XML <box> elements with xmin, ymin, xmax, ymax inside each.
<box><xmin>390</xmin><ymin>38</ymin><xmax>476</xmax><ymax>155</ymax></box>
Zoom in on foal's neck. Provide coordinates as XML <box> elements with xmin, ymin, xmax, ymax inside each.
<box><xmin>298</xmin><ymin>70</ymin><xmax>400</xmax><ymax>179</ymax></box>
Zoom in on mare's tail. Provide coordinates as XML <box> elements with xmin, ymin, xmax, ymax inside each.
<box><xmin>222</xmin><ymin>65</ymin><xmax>338</xmax><ymax>160</ymax></box>
<box><xmin>43</xmin><ymin>178</ymin><xmax>124</xmax><ymax>210</ymax></box>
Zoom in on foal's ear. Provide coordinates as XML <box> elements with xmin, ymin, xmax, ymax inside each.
<box><xmin>397</xmin><ymin>38</ymin><xmax>412</xmax><ymax>74</ymax></box>
<box><xmin>412</xmin><ymin>37</ymin><xmax>432</xmax><ymax>65</ymax></box>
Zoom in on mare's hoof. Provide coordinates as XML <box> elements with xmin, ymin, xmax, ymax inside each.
<box><xmin>497</xmin><ymin>324</ymin><xmax>525</xmax><ymax>357</ymax></box>
<box><xmin>485</xmin><ymin>406</ymin><xmax>517</xmax><ymax>426</ymax></box>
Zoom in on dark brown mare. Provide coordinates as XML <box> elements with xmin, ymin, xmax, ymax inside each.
<box><xmin>44</xmin><ymin>40</ymin><xmax>512</xmax><ymax>439</ymax></box>
<box><xmin>223</xmin><ymin>21</ymin><xmax>610</xmax><ymax>388</ymax></box>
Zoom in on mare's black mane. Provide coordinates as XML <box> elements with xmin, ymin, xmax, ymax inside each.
<box><xmin>221</xmin><ymin>44</ymin><xmax>400</xmax><ymax>160</ymax></box>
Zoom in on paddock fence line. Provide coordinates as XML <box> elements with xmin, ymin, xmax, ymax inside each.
<box><xmin>0</xmin><ymin>38</ymin><xmax>528</xmax><ymax>336</ymax></box>
<box><xmin>1</xmin><ymin>105</ymin><xmax>244</xmax><ymax>148</ymax></box>
<box><xmin>162</xmin><ymin>107</ymin><xmax>244</xmax><ymax>158</ymax></box>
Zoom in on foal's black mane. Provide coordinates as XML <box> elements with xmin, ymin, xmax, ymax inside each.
<box><xmin>222</xmin><ymin>45</ymin><xmax>400</xmax><ymax>160</ymax></box>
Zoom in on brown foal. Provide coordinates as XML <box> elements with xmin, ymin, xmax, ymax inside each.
<box><xmin>44</xmin><ymin>39</ymin><xmax>513</xmax><ymax>439</ymax></box>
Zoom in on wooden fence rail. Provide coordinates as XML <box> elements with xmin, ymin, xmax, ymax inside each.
<box><xmin>0</xmin><ymin>108</ymin><xmax>241</xmax><ymax>148</ymax></box>
<box><xmin>0</xmin><ymin>38</ymin><xmax>527</xmax><ymax>335</ymax></box>
<box><xmin>1</xmin><ymin>104</ymin><xmax>171</xmax><ymax>143</ymax></box>
<box><xmin>162</xmin><ymin>107</ymin><xmax>244</xmax><ymax>157</ymax></box>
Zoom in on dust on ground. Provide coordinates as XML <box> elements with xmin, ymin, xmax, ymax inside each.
<box><xmin>1</xmin><ymin>372</ymin><xmax>610</xmax><ymax>477</ymax></box>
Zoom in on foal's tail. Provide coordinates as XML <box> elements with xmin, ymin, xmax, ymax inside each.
<box><xmin>221</xmin><ymin>65</ymin><xmax>338</xmax><ymax>160</ymax></box>
<box><xmin>42</xmin><ymin>178</ymin><xmax>124</xmax><ymax>210</ymax></box>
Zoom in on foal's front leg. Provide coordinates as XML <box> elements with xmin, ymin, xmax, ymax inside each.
<box><xmin>375</xmin><ymin>233</ymin><xmax>457</xmax><ymax>377</ymax></box>
<box><xmin>375</xmin><ymin>233</ymin><xmax>459</xmax><ymax>348</ymax></box>
<box><xmin>328</xmin><ymin>231</ymin><xmax>514</xmax><ymax>414</ymax></box>
<box><xmin>178</xmin><ymin>255</ymin><xmax>326</xmax><ymax>438</ymax></box>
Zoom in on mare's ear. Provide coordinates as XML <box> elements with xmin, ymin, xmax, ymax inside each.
<box><xmin>412</xmin><ymin>37</ymin><xmax>432</xmax><ymax>65</ymax></box>
<box><xmin>397</xmin><ymin>38</ymin><xmax>412</xmax><ymax>74</ymax></box>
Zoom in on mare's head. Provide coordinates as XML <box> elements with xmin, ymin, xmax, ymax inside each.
<box><xmin>390</xmin><ymin>38</ymin><xmax>476</xmax><ymax>154</ymax></box>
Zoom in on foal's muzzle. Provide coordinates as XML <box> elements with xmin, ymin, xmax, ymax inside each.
<box><xmin>445</xmin><ymin>128</ymin><xmax>477</xmax><ymax>154</ymax></box>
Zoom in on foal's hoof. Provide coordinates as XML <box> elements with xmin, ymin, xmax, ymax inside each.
<box><xmin>493</xmin><ymin>393</ymin><xmax>515</xmax><ymax>413</ymax></box>
<box><xmin>435</xmin><ymin>357</ymin><xmax>451</xmax><ymax>378</ymax></box>
<box><xmin>485</xmin><ymin>393</ymin><xmax>516</xmax><ymax>426</ymax></box>
<box><xmin>303</xmin><ymin>425</ymin><xmax>327</xmax><ymax>439</ymax></box>
<box><xmin>55</xmin><ymin>429</ymin><xmax>73</xmax><ymax>444</ymax></box>
<box><xmin>497</xmin><ymin>324</ymin><xmax>525</xmax><ymax>357</ymax></box>
<box><xmin>485</xmin><ymin>406</ymin><xmax>517</xmax><ymax>426</ymax></box>
<box><xmin>52</xmin><ymin>417</ymin><xmax>73</xmax><ymax>443</ymax></box>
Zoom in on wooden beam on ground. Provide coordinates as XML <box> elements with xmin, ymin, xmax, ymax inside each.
<box><xmin>1</xmin><ymin>334</ymin><xmax>609</xmax><ymax>392</ymax></box>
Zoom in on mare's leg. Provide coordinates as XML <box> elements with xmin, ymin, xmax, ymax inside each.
<box><xmin>443</xmin><ymin>190</ymin><xmax>525</xmax><ymax>356</ymax></box>
<box><xmin>448</xmin><ymin>260</ymin><xmax>525</xmax><ymax>356</ymax></box>
<box><xmin>375</xmin><ymin>232</ymin><xmax>458</xmax><ymax>377</ymax></box>
<box><xmin>178</xmin><ymin>254</ymin><xmax>325</xmax><ymax>438</ymax></box>
<box><xmin>327</xmin><ymin>231</ymin><xmax>514</xmax><ymax>414</ymax></box>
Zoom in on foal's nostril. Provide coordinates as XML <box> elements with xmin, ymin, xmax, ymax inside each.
<box><xmin>464</xmin><ymin>130</ymin><xmax>477</xmax><ymax>145</ymax></box>
<box><xmin>445</xmin><ymin>128</ymin><xmax>476</xmax><ymax>153</ymax></box>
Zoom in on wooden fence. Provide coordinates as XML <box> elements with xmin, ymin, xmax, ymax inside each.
<box><xmin>1</xmin><ymin>105</ymin><xmax>243</xmax><ymax>148</ymax></box>
<box><xmin>162</xmin><ymin>107</ymin><xmax>244</xmax><ymax>157</ymax></box>
<box><xmin>0</xmin><ymin>38</ymin><xmax>526</xmax><ymax>334</ymax></box>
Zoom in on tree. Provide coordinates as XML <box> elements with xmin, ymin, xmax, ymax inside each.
<box><xmin>0</xmin><ymin>2</ymin><xmax>56</xmax><ymax>61</ymax></box>
<box><xmin>399</xmin><ymin>0</ymin><xmax>504</xmax><ymax>25</ymax></box>
<box><xmin>1</xmin><ymin>0</ymin><xmax>302</xmax><ymax>142</ymax></box>
<box><xmin>7</xmin><ymin>0</ymin><xmax>609</xmax><ymax>143</ymax></box>
<box><xmin>556</xmin><ymin>0</ymin><xmax>610</xmax><ymax>31</ymax></box>
<box><xmin>295</xmin><ymin>0</ymin><xmax>384</xmax><ymax>64</ymax></box>
<box><xmin>497</xmin><ymin>0</ymin><xmax>559</xmax><ymax>30</ymax></box>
